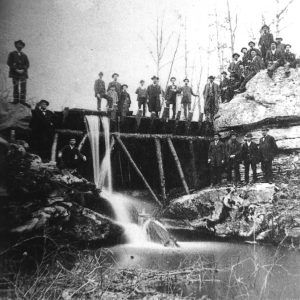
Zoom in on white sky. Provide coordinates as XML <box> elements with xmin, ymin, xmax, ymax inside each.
<box><xmin>0</xmin><ymin>0</ymin><xmax>299</xmax><ymax>113</ymax></box>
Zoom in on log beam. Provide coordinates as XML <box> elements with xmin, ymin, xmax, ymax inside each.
<box><xmin>50</xmin><ymin>133</ymin><xmax>59</xmax><ymax>162</ymax></box>
<box><xmin>78</xmin><ymin>133</ymin><xmax>88</xmax><ymax>151</ymax></box>
<box><xmin>167</xmin><ymin>138</ymin><xmax>190</xmax><ymax>194</ymax></box>
<box><xmin>188</xmin><ymin>140</ymin><xmax>198</xmax><ymax>187</ymax></box>
<box><xmin>115</xmin><ymin>136</ymin><xmax>163</xmax><ymax>208</ymax></box>
<box><xmin>154</xmin><ymin>138</ymin><xmax>167</xmax><ymax>203</ymax></box>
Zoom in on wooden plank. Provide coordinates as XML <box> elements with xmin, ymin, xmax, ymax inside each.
<box><xmin>50</xmin><ymin>133</ymin><xmax>59</xmax><ymax>162</ymax></box>
<box><xmin>78</xmin><ymin>133</ymin><xmax>88</xmax><ymax>151</ymax></box>
<box><xmin>167</xmin><ymin>138</ymin><xmax>190</xmax><ymax>194</ymax></box>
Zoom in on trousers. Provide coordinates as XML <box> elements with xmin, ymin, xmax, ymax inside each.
<box><xmin>12</xmin><ymin>78</ymin><xmax>27</xmax><ymax>103</ymax></box>
<box><xmin>261</xmin><ymin>159</ymin><xmax>273</xmax><ymax>182</ymax></box>
<box><xmin>244</xmin><ymin>161</ymin><xmax>257</xmax><ymax>182</ymax></box>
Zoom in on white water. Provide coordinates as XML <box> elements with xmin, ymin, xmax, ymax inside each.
<box><xmin>85</xmin><ymin>115</ymin><xmax>149</xmax><ymax>245</ymax></box>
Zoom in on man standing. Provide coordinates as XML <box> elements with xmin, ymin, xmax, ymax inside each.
<box><xmin>180</xmin><ymin>78</ymin><xmax>198</xmax><ymax>120</ymax></box>
<box><xmin>58</xmin><ymin>138</ymin><xmax>87</xmax><ymax>170</ymax></box>
<box><xmin>265</xmin><ymin>42</ymin><xmax>283</xmax><ymax>78</ymax></box>
<box><xmin>241</xmin><ymin>133</ymin><xmax>259</xmax><ymax>183</ymax></box>
<box><xmin>203</xmin><ymin>76</ymin><xmax>220</xmax><ymax>122</ymax></box>
<box><xmin>147</xmin><ymin>76</ymin><xmax>162</xmax><ymax>117</ymax></box>
<box><xmin>228</xmin><ymin>53</ymin><xmax>241</xmax><ymax>78</ymax></box>
<box><xmin>283</xmin><ymin>44</ymin><xmax>296</xmax><ymax>76</ymax></box>
<box><xmin>258</xmin><ymin>25</ymin><xmax>274</xmax><ymax>62</ymax></box>
<box><xmin>165</xmin><ymin>77</ymin><xmax>180</xmax><ymax>119</ymax></box>
<box><xmin>107</xmin><ymin>73</ymin><xmax>122</xmax><ymax>100</ymax></box>
<box><xmin>135</xmin><ymin>80</ymin><xmax>147</xmax><ymax>116</ymax></box>
<box><xmin>119</xmin><ymin>84</ymin><xmax>131</xmax><ymax>116</ymax></box>
<box><xmin>259</xmin><ymin>127</ymin><xmax>278</xmax><ymax>183</ymax></box>
<box><xmin>208</xmin><ymin>133</ymin><xmax>225</xmax><ymax>186</ymax></box>
<box><xmin>30</xmin><ymin>99</ymin><xmax>55</xmax><ymax>160</ymax></box>
<box><xmin>106</xmin><ymin>85</ymin><xmax>118</xmax><ymax>111</ymax></box>
<box><xmin>7</xmin><ymin>40</ymin><xmax>30</xmax><ymax>105</ymax></box>
<box><xmin>94</xmin><ymin>71</ymin><xmax>109</xmax><ymax>111</ymax></box>
<box><xmin>226</xmin><ymin>131</ymin><xmax>241</xmax><ymax>184</ymax></box>
<box><xmin>220</xmin><ymin>71</ymin><xmax>230</xmax><ymax>103</ymax></box>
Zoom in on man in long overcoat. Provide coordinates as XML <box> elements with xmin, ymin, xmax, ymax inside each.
<box><xmin>259</xmin><ymin>128</ymin><xmax>278</xmax><ymax>183</ymax></box>
<box><xmin>203</xmin><ymin>76</ymin><xmax>220</xmax><ymax>122</ymax></box>
<box><xmin>147</xmin><ymin>76</ymin><xmax>162</xmax><ymax>117</ymax></box>
<box><xmin>258</xmin><ymin>25</ymin><xmax>274</xmax><ymax>61</ymax></box>
<box><xmin>208</xmin><ymin>133</ymin><xmax>226</xmax><ymax>186</ymax></box>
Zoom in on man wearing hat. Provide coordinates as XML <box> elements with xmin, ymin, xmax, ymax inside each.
<box><xmin>275</xmin><ymin>37</ymin><xmax>285</xmax><ymax>54</ymax></box>
<box><xmin>246</xmin><ymin>41</ymin><xmax>262</xmax><ymax>60</ymax></box>
<box><xmin>241</xmin><ymin>47</ymin><xmax>249</xmax><ymax>67</ymax></box>
<box><xmin>203</xmin><ymin>76</ymin><xmax>220</xmax><ymax>122</ymax></box>
<box><xmin>208</xmin><ymin>132</ymin><xmax>226</xmax><ymax>186</ymax></box>
<box><xmin>147</xmin><ymin>76</ymin><xmax>162</xmax><ymax>117</ymax></box>
<box><xmin>226</xmin><ymin>131</ymin><xmax>242</xmax><ymax>184</ymax></box>
<box><xmin>241</xmin><ymin>133</ymin><xmax>259</xmax><ymax>183</ymax></box>
<box><xmin>135</xmin><ymin>80</ymin><xmax>147</xmax><ymax>116</ymax></box>
<box><xmin>283</xmin><ymin>44</ymin><xmax>296</xmax><ymax>76</ymax></box>
<box><xmin>180</xmin><ymin>78</ymin><xmax>198</xmax><ymax>119</ymax></box>
<box><xmin>7</xmin><ymin>40</ymin><xmax>30</xmax><ymax>104</ymax></box>
<box><xmin>119</xmin><ymin>84</ymin><xmax>131</xmax><ymax>116</ymax></box>
<box><xmin>228</xmin><ymin>53</ymin><xmax>241</xmax><ymax>78</ymax></box>
<box><xmin>165</xmin><ymin>77</ymin><xmax>180</xmax><ymax>119</ymax></box>
<box><xmin>265</xmin><ymin>41</ymin><xmax>283</xmax><ymax>78</ymax></box>
<box><xmin>258</xmin><ymin>25</ymin><xmax>274</xmax><ymax>62</ymax></box>
<box><xmin>220</xmin><ymin>71</ymin><xmax>229</xmax><ymax>103</ymax></box>
<box><xmin>259</xmin><ymin>127</ymin><xmax>278</xmax><ymax>183</ymax></box>
<box><xmin>225</xmin><ymin>73</ymin><xmax>240</xmax><ymax>102</ymax></box>
<box><xmin>30</xmin><ymin>99</ymin><xmax>55</xmax><ymax>160</ymax></box>
<box><xmin>94</xmin><ymin>72</ymin><xmax>109</xmax><ymax>111</ymax></box>
<box><xmin>107</xmin><ymin>73</ymin><xmax>122</xmax><ymax>100</ymax></box>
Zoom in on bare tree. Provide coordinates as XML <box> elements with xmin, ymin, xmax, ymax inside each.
<box><xmin>273</xmin><ymin>0</ymin><xmax>295</xmax><ymax>36</ymax></box>
<box><xmin>225</xmin><ymin>0</ymin><xmax>238</xmax><ymax>55</ymax></box>
<box><xmin>184</xmin><ymin>17</ymin><xmax>188</xmax><ymax>78</ymax></box>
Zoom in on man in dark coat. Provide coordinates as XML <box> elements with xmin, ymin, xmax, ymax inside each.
<box><xmin>203</xmin><ymin>76</ymin><xmax>220</xmax><ymax>122</ymax></box>
<box><xmin>241</xmin><ymin>47</ymin><xmax>249</xmax><ymax>67</ymax></box>
<box><xmin>94</xmin><ymin>71</ymin><xmax>110</xmax><ymax>111</ymax></box>
<box><xmin>226</xmin><ymin>131</ymin><xmax>241</xmax><ymax>184</ymax></box>
<box><xmin>147</xmin><ymin>76</ymin><xmax>162</xmax><ymax>117</ymax></box>
<box><xmin>165</xmin><ymin>77</ymin><xmax>180</xmax><ymax>119</ymax></box>
<box><xmin>241</xmin><ymin>133</ymin><xmax>259</xmax><ymax>183</ymax></box>
<box><xmin>259</xmin><ymin>128</ymin><xmax>278</xmax><ymax>183</ymax></box>
<box><xmin>7</xmin><ymin>40</ymin><xmax>30</xmax><ymax>105</ymax></box>
<box><xmin>225</xmin><ymin>73</ymin><xmax>240</xmax><ymax>102</ymax></box>
<box><xmin>107</xmin><ymin>73</ymin><xmax>122</xmax><ymax>100</ymax></box>
<box><xmin>58</xmin><ymin>138</ymin><xmax>87</xmax><ymax>170</ymax></box>
<box><xmin>180</xmin><ymin>78</ymin><xmax>198</xmax><ymax>120</ymax></box>
<box><xmin>247</xmin><ymin>41</ymin><xmax>262</xmax><ymax>59</ymax></box>
<box><xmin>265</xmin><ymin>42</ymin><xmax>283</xmax><ymax>78</ymax></box>
<box><xmin>30</xmin><ymin>99</ymin><xmax>55</xmax><ymax>160</ymax></box>
<box><xmin>119</xmin><ymin>84</ymin><xmax>131</xmax><ymax>116</ymax></box>
<box><xmin>208</xmin><ymin>133</ymin><xmax>226</xmax><ymax>186</ymax></box>
<box><xmin>283</xmin><ymin>44</ymin><xmax>296</xmax><ymax>76</ymax></box>
<box><xmin>135</xmin><ymin>80</ymin><xmax>147</xmax><ymax>116</ymax></box>
<box><xmin>275</xmin><ymin>37</ymin><xmax>285</xmax><ymax>54</ymax></box>
<box><xmin>258</xmin><ymin>25</ymin><xmax>274</xmax><ymax>62</ymax></box>
<box><xmin>219</xmin><ymin>71</ymin><xmax>230</xmax><ymax>103</ymax></box>
<box><xmin>228</xmin><ymin>53</ymin><xmax>241</xmax><ymax>78</ymax></box>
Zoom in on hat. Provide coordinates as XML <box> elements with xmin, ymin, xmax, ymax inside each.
<box><xmin>248</xmin><ymin>41</ymin><xmax>255</xmax><ymax>46</ymax></box>
<box><xmin>39</xmin><ymin>99</ymin><xmax>49</xmax><ymax>106</ymax></box>
<box><xmin>232</xmin><ymin>53</ymin><xmax>240</xmax><ymax>58</ymax></box>
<box><xmin>261</xmin><ymin>24</ymin><xmax>270</xmax><ymax>30</ymax></box>
<box><xmin>285</xmin><ymin>44</ymin><xmax>292</xmax><ymax>49</ymax></box>
<box><xmin>245</xmin><ymin>133</ymin><xmax>253</xmax><ymax>138</ymax></box>
<box><xmin>69</xmin><ymin>137</ymin><xmax>76</xmax><ymax>141</ymax></box>
<box><xmin>241</xmin><ymin>47</ymin><xmax>248</xmax><ymax>52</ymax></box>
<box><xmin>140</xmin><ymin>79</ymin><xmax>145</xmax><ymax>83</ymax></box>
<box><xmin>112</xmin><ymin>73</ymin><xmax>119</xmax><ymax>78</ymax></box>
<box><xmin>221</xmin><ymin>71</ymin><xmax>227</xmax><ymax>75</ymax></box>
<box><xmin>170</xmin><ymin>76</ymin><xmax>176</xmax><ymax>81</ymax></box>
<box><xmin>151</xmin><ymin>75</ymin><xmax>158</xmax><ymax>80</ymax></box>
<box><xmin>208</xmin><ymin>75</ymin><xmax>215</xmax><ymax>80</ymax></box>
<box><xmin>230</xmin><ymin>130</ymin><xmax>237</xmax><ymax>136</ymax></box>
<box><xmin>183</xmin><ymin>78</ymin><xmax>189</xmax><ymax>82</ymax></box>
<box><xmin>214</xmin><ymin>132</ymin><xmax>221</xmax><ymax>137</ymax></box>
<box><xmin>262</xmin><ymin>127</ymin><xmax>269</xmax><ymax>131</ymax></box>
<box><xmin>275</xmin><ymin>37</ymin><xmax>283</xmax><ymax>41</ymax></box>
<box><xmin>98</xmin><ymin>71</ymin><xmax>103</xmax><ymax>75</ymax></box>
<box><xmin>271</xmin><ymin>41</ymin><xmax>277</xmax><ymax>46</ymax></box>
<box><xmin>122</xmin><ymin>84</ymin><xmax>128</xmax><ymax>88</ymax></box>
<box><xmin>14</xmin><ymin>40</ymin><xmax>25</xmax><ymax>47</ymax></box>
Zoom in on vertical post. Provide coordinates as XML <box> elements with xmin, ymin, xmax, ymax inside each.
<box><xmin>115</xmin><ymin>135</ymin><xmax>163</xmax><ymax>207</ymax></box>
<box><xmin>50</xmin><ymin>133</ymin><xmax>59</xmax><ymax>162</ymax></box>
<box><xmin>188</xmin><ymin>140</ymin><xmax>198</xmax><ymax>187</ymax></box>
<box><xmin>154</xmin><ymin>138</ymin><xmax>167</xmax><ymax>203</ymax></box>
<box><xmin>78</xmin><ymin>134</ymin><xmax>88</xmax><ymax>151</ymax></box>
<box><xmin>167</xmin><ymin>138</ymin><xmax>190</xmax><ymax>194</ymax></box>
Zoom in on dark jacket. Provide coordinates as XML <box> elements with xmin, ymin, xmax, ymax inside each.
<box><xmin>259</xmin><ymin>33</ymin><xmax>274</xmax><ymax>52</ymax></box>
<box><xmin>283</xmin><ymin>51</ymin><xmax>296</xmax><ymax>66</ymax></box>
<box><xmin>60</xmin><ymin>145</ymin><xmax>84</xmax><ymax>169</ymax></box>
<box><xmin>226</xmin><ymin>139</ymin><xmax>241</xmax><ymax>162</ymax></box>
<box><xmin>259</xmin><ymin>135</ymin><xmax>278</xmax><ymax>161</ymax></box>
<box><xmin>30</xmin><ymin>108</ymin><xmax>55</xmax><ymax>135</ymax></box>
<box><xmin>203</xmin><ymin>82</ymin><xmax>220</xmax><ymax>113</ymax></box>
<box><xmin>220</xmin><ymin>77</ymin><xmax>230</xmax><ymax>89</ymax></box>
<box><xmin>165</xmin><ymin>84</ymin><xmax>180</xmax><ymax>101</ymax></box>
<box><xmin>208</xmin><ymin>140</ymin><xmax>226</xmax><ymax>166</ymax></box>
<box><xmin>265</xmin><ymin>49</ymin><xmax>283</xmax><ymax>64</ymax></box>
<box><xmin>228</xmin><ymin>61</ymin><xmax>241</xmax><ymax>75</ymax></box>
<box><xmin>107</xmin><ymin>81</ymin><xmax>122</xmax><ymax>98</ymax></box>
<box><xmin>7</xmin><ymin>51</ymin><xmax>30</xmax><ymax>79</ymax></box>
<box><xmin>119</xmin><ymin>91</ymin><xmax>131</xmax><ymax>113</ymax></box>
<box><xmin>249</xmin><ymin>55</ymin><xmax>264</xmax><ymax>73</ymax></box>
<box><xmin>241</xmin><ymin>141</ymin><xmax>259</xmax><ymax>163</ymax></box>
<box><xmin>94</xmin><ymin>79</ymin><xmax>106</xmax><ymax>97</ymax></box>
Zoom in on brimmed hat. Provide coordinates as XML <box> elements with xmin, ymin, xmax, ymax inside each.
<box><xmin>39</xmin><ymin>99</ymin><xmax>49</xmax><ymax>106</ymax></box>
<box><xmin>285</xmin><ymin>44</ymin><xmax>292</xmax><ymax>49</ymax></box>
<box><xmin>241</xmin><ymin>47</ymin><xmax>248</xmax><ymax>52</ymax></box>
<box><xmin>140</xmin><ymin>79</ymin><xmax>145</xmax><ymax>83</ymax></box>
<box><xmin>183</xmin><ymin>78</ymin><xmax>189</xmax><ymax>82</ymax></box>
<box><xmin>221</xmin><ymin>71</ymin><xmax>227</xmax><ymax>75</ymax></box>
<box><xmin>208</xmin><ymin>75</ymin><xmax>215</xmax><ymax>80</ymax></box>
<box><xmin>112</xmin><ymin>73</ymin><xmax>119</xmax><ymax>78</ymax></box>
<box><xmin>271</xmin><ymin>41</ymin><xmax>277</xmax><ymax>46</ymax></box>
<box><xmin>261</xmin><ymin>24</ymin><xmax>270</xmax><ymax>30</ymax></box>
<box><xmin>98</xmin><ymin>71</ymin><xmax>103</xmax><ymax>75</ymax></box>
<box><xmin>151</xmin><ymin>75</ymin><xmax>158</xmax><ymax>80</ymax></box>
<box><xmin>121</xmin><ymin>84</ymin><xmax>128</xmax><ymax>88</ymax></box>
<box><xmin>248</xmin><ymin>41</ymin><xmax>255</xmax><ymax>46</ymax></box>
<box><xmin>232</xmin><ymin>53</ymin><xmax>240</xmax><ymax>58</ymax></box>
<box><xmin>69</xmin><ymin>137</ymin><xmax>76</xmax><ymax>141</ymax></box>
<box><xmin>14</xmin><ymin>40</ymin><xmax>25</xmax><ymax>47</ymax></box>
<box><xmin>245</xmin><ymin>133</ymin><xmax>253</xmax><ymax>138</ymax></box>
<box><xmin>170</xmin><ymin>76</ymin><xmax>176</xmax><ymax>81</ymax></box>
<box><xmin>275</xmin><ymin>37</ymin><xmax>283</xmax><ymax>41</ymax></box>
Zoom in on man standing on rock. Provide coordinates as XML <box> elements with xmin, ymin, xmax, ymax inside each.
<box><xmin>259</xmin><ymin>128</ymin><xmax>278</xmax><ymax>183</ymax></box>
<box><xmin>226</xmin><ymin>131</ymin><xmax>241</xmax><ymax>185</ymax></box>
<box><xmin>208</xmin><ymin>132</ymin><xmax>225</xmax><ymax>186</ymax></box>
<box><xmin>220</xmin><ymin>71</ymin><xmax>230</xmax><ymax>103</ymax></box>
<box><xmin>228</xmin><ymin>53</ymin><xmax>241</xmax><ymax>78</ymax></box>
<box><xmin>258</xmin><ymin>25</ymin><xmax>274</xmax><ymax>62</ymax></box>
<box><xmin>241</xmin><ymin>133</ymin><xmax>259</xmax><ymax>183</ymax></box>
<box><xmin>7</xmin><ymin>40</ymin><xmax>30</xmax><ymax>105</ymax></box>
<box><xmin>203</xmin><ymin>76</ymin><xmax>220</xmax><ymax>122</ymax></box>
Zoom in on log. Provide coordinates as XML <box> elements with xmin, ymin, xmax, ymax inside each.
<box><xmin>55</xmin><ymin>129</ymin><xmax>209</xmax><ymax>141</ymax></box>
<box><xmin>115</xmin><ymin>136</ymin><xmax>163</xmax><ymax>207</ymax></box>
<box><xmin>188</xmin><ymin>140</ymin><xmax>198</xmax><ymax>187</ymax></box>
<box><xmin>50</xmin><ymin>133</ymin><xmax>59</xmax><ymax>162</ymax></box>
<box><xmin>78</xmin><ymin>133</ymin><xmax>88</xmax><ymax>151</ymax></box>
<box><xmin>154</xmin><ymin>138</ymin><xmax>167</xmax><ymax>203</ymax></box>
<box><xmin>167</xmin><ymin>138</ymin><xmax>190</xmax><ymax>194</ymax></box>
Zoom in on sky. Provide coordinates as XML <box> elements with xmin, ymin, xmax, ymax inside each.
<box><xmin>0</xmin><ymin>0</ymin><xmax>299</xmax><ymax>114</ymax></box>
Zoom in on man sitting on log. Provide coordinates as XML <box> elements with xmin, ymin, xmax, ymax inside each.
<box><xmin>226</xmin><ymin>131</ymin><xmax>241</xmax><ymax>185</ymax></box>
<box><xmin>259</xmin><ymin>127</ymin><xmax>278</xmax><ymax>184</ymax></box>
<box><xmin>283</xmin><ymin>44</ymin><xmax>296</xmax><ymax>76</ymax></box>
<box><xmin>265</xmin><ymin>41</ymin><xmax>283</xmax><ymax>78</ymax></box>
<box><xmin>203</xmin><ymin>75</ymin><xmax>220</xmax><ymax>122</ymax></box>
<box><xmin>241</xmin><ymin>133</ymin><xmax>259</xmax><ymax>184</ymax></box>
<box><xmin>58</xmin><ymin>138</ymin><xmax>87</xmax><ymax>171</ymax></box>
<box><xmin>208</xmin><ymin>132</ymin><xmax>225</xmax><ymax>187</ymax></box>
<box><xmin>147</xmin><ymin>75</ymin><xmax>162</xmax><ymax>117</ymax></box>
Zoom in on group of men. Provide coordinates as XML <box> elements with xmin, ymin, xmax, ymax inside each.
<box><xmin>208</xmin><ymin>128</ymin><xmax>278</xmax><ymax>186</ymax></box>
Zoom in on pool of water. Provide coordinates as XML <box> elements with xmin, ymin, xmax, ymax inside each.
<box><xmin>110</xmin><ymin>241</ymin><xmax>300</xmax><ymax>299</ymax></box>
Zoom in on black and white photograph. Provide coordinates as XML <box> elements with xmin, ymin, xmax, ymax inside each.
<box><xmin>0</xmin><ymin>0</ymin><xmax>300</xmax><ymax>299</ymax></box>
